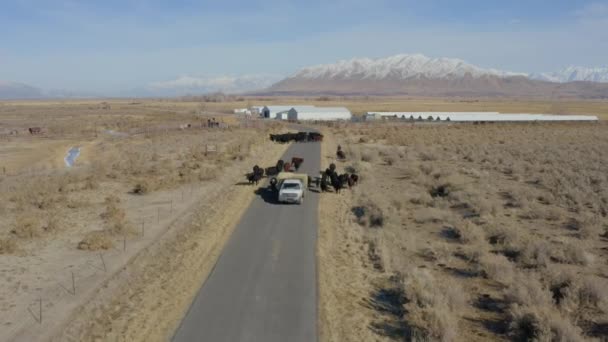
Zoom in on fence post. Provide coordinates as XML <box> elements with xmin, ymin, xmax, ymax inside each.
<box><xmin>99</xmin><ymin>253</ymin><xmax>106</xmax><ymax>272</ymax></box>
<box><xmin>71</xmin><ymin>271</ymin><xmax>76</xmax><ymax>295</ymax></box>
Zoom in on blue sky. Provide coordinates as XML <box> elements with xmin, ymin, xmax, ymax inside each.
<box><xmin>1</xmin><ymin>0</ymin><xmax>607</xmax><ymax>93</ymax></box>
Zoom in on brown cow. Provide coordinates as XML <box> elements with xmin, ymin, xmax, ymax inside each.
<box><xmin>291</xmin><ymin>157</ymin><xmax>304</xmax><ymax>171</ymax></box>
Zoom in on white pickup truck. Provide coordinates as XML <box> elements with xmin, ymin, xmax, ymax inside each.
<box><xmin>278</xmin><ymin>179</ymin><xmax>304</xmax><ymax>204</ymax></box>
<box><xmin>272</xmin><ymin>172</ymin><xmax>308</xmax><ymax>205</ymax></box>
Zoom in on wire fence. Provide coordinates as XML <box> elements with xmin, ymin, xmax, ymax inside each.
<box><xmin>18</xmin><ymin>185</ymin><xmax>198</xmax><ymax>331</ymax></box>
<box><xmin>1</xmin><ymin>118</ymin><xmax>272</xmax><ymax>336</ymax></box>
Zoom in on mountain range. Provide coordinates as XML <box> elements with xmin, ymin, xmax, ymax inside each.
<box><xmin>265</xmin><ymin>54</ymin><xmax>608</xmax><ymax>98</ymax></box>
<box><xmin>133</xmin><ymin>74</ymin><xmax>281</xmax><ymax>97</ymax></box>
<box><xmin>2</xmin><ymin>54</ymin><xmax>608</xmax><ymax>99</ymax></box>
<box><xmin>0</xmin><ymin>81</ymin><xmax>43</xmax><ymax>100</ymax></box>
<box><xmin>287</xmin><ymin>54</ymin><xmax>527</xmax><ymax>80</ymax></box>
<box><xmin>281</xmin><ymin>55</ymin><xmax>608</xmax><ymax>84</ymax></box>
<box><xmin>531</xmin><ymin>66</ymin><xmax>608</xmax><ymax>83</ymax></box>
<box><xmin>0</xmin><ymin>75</ymin><xmax>279</xmax><ymax>99</ymax></box>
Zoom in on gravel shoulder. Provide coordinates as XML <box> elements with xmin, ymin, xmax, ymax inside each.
<box><xmin>317</xmin><ymin>130</ymin><xmax>384</xmax><ymax>342</ymax></box>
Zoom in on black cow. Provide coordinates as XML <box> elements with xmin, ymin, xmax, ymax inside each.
<box><xmin>247</xmin><ymin>172</ymin><xmax>262</xmax><ymax>185</ymax></box>
<box><xmin>269</xmin><ymin>132</ymin><xmax>323</xmax><ymax>143</ymax></box>
<box><xmin>336</xmin><ymin>145</ymin><xmax>346</xmax><ymax>159</ymax></box>
<box><xmin>320</xmin><ymin>172</ymin><xmax>330</xmax><ymax>192</ymax></box>
<box><xmin>330</xmin><ymin>173</ymin><xmax>343</xmax><ymax>193</ymax></box>
<box><xmin>348</xmin><ymin>174</ymin><xmax>359</xmax><ymax>188</ymax></box>
<box><xmin>273</xmin><ymin>133</ymin><xmax>295</xmax><ymax>143</ymax></box>
<box><xmin>310</xmin><ymin>132</ymin><xmax>323</xmax><ymax>141</ymax></box>
<box><xmin>247</xmin><ymin>165</ymin><xmax>264</xmax><ymax>185</ymax></box>
<box><xmin>325</xmin><ymin>163</ymin><xmax>337</xmax><ymax>178</ymax></box>
<box><xmin>265</xmin><ymin>166</ymin><xmax>279</xmax><ymax>177</ymax></box>
<box><xmin>276</xmin><ymin>160</ymin><xmax>285</xmax><ymax>173</ymax></box>
<box><xmin>295</xmin><ymin>132</ymin><xmax>308</xmax><ymax>142</ymax></box>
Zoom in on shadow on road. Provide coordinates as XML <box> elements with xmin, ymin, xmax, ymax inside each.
<box><xmin>255</xmin><ymin>186</ymin><xmax>280</xmax><ymax>204</ymax></box>
<box><xmin>235</xmin><ymin>181</ymin><xmax>254</xmax><ymax>186</ymax></box>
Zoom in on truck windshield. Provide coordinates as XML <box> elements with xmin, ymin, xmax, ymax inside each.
<box><xmin>282</xmin><ymin>183</ymin><xmax>300</xmax><ymax>189</ymax></box>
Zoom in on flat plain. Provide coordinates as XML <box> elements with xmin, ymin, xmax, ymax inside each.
<box><xmin>318</xmin><ymin>120</ymin><xmax>608</xmax><ymax>341</ymax></box>
<box><xmin>0</xmin><ymin>99</ymin><xmax>288</xmax><ymax>341</ymax></box>
<box><xmin>1</xmin><ymin>97</ymin><xmax>607</xmax><ymax>342</ymax></box>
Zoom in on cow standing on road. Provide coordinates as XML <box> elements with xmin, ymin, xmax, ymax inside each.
<box><xmin>291</xmin><ymin>157</ymin><xmax>304</xmax><ymax>171</ymax></box>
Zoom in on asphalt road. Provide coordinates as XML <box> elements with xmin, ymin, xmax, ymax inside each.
<box><xmin>172</xmin><ymin>138</ymin><xmax>320</xmax><ymax>342</ymax></box>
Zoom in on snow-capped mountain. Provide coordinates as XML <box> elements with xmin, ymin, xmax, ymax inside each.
<box><xmin>142</xmin><ymin>74</ymin><xmax>281</xmax><ymax>96</ymax></box>
<box><xmin>266</xmin><ymin>54</ymin><xmax>608</xmax><ymax>98</ymax></box>
<box><xmin>292</xmin><ymin>54</ymin><xmax>527</xmax><ymax>80</ymax></box>
<box><xmin>530</xmin><ymin>66</ymin><xmax>608</xmax><ymax>83</ymax></box>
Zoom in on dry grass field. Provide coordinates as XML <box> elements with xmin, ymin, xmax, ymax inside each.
<box><xmin>319</xmin><ymin>121</ymin><xmax>608</xmax><ymax>341</ymax></box>
<box><xmin>10</xmin><ymin>97</ymin><xmax>601</xmax><ymax>120</ymax></box>
<box><xmin>297</xmin><ymin>97</ymin><xmax>608</xmax><ymax>119</ymax></box>
<box><xmin>0</xmin><ymin>99</ymin><xmax>289</xmax><ymax>341</ymax></box>
<box><xmin>2</xmin><ymin>97</ymin><xmax>607</xmax><ymax>341</ymax></box>
<box><xmin>108</xmin><ymin>97</ymin><xmax>608</xmax><ymax>119</ymax></box>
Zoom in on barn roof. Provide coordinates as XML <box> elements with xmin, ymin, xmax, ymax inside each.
<box><xmin>264</xmin><ymin>105</ymin><xmax>316</xmax><ymax>111</ymax></box>
<box><xmin>295</xmin><ymin>107</ymin><xmax>351</xmax><ymax>113</ymax></box>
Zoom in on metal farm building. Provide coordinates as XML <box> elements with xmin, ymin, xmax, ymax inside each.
<box><xmin>364</xmin><ymin>112</ymin><xmax>599</xmax><ymax>123</ymax></box>
<box><xmin>287</xmin><ymin>107</ymin><xmax>352</xmax><ymax>121</ymax></box>
<box><xmin>260</xmin><ymin>105</ymin><xmax>317</xmax><ymax>119</ymax></box>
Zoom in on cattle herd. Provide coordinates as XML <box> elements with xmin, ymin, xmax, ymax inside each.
<box><xmin>269</xmin><ymin>132</ymin><xmax>323</xmax><ymax>143</ymax></box>
<box><xmin>247</xmin><ymin>135</ymin><xmax>359</xmax><ymax>195</ymax></box>
<box><xmin>246</xmin><ymin>157</ymin><xmax>305</xmax><ymax>185</ymax></box>
<box><xmin>245</xmin><ymin>154</ymin><xmax>359</xmax><ymax>195</ymax></box>
<box><xmin>319</xmin><ymin>163</ymin><xmax>358</xmax><ymax>193</ymax></box>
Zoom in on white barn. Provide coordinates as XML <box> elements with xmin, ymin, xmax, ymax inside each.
<box><xmin>233</xmin><ymin>108</ymin><xmax>252</xmax><ymax>115</ymax></box>
<box><xmin>250</xmin><ymin>106</ymin><xmax>264</xmax><ymax>116</ymax></box>
<box><xmin>287</xmin><ymin>107</ymin><xmax>352</xmax><ymax>121</ymax></box>
<box><xmin>260</xmin><ymin>105</ymin><xmax>317</xmax><ymax>119</ymax></box>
